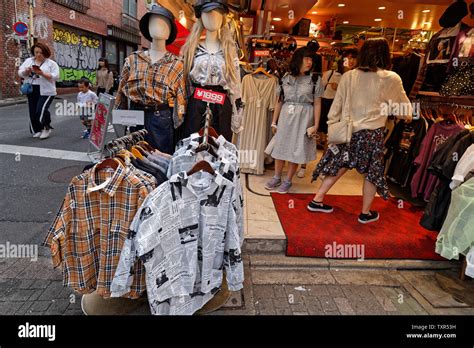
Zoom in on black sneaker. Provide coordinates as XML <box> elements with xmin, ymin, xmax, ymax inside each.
<box><xmin>307</xmin><ymin>200</ymin><xmax>334</xmax><ymax>213</ymax></box>
<box><xmin>358</xmin><ymin>211</ymin><xmax>379</xmax><ymax>224</ymax></box>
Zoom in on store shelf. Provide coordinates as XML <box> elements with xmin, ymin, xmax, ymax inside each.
<box><xmin>416</xmin><ymin>91</ymin><xmax>474</xmax><ymax>107</ymax></box>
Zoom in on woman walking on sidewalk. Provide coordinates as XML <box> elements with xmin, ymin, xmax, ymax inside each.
<box><xmin>308</xmin><ymin>38</ymin><xmax>413</xmax><ymax>224</ymax></box>
<box><xmin>265</xmin><ymin>47</ymin><xmax>323</xmax><ymax>194</ymax></box>
<box><xmin>96</xmin><ymin>58</ymin><xmax>114</xmax><ymax>96</ymax></box>
<box><xmin>18</xmin><ymin>43</ymin><xmax>60</xmax><ymax>140</ymax></box>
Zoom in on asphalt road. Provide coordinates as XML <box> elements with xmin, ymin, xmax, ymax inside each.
<box><xmin>0</xmin><ymin>95</ymin><xmax>102</xmax><ymax>256</ymax></box>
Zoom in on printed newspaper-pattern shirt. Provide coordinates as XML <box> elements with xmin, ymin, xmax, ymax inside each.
<box><xmin>111</xmin><ymin>171</ymin><xmax>244</xmax><ymax>315</ymax></box>
<box><xmin>169</xmin><ymin>134</ymin><xmax>245</xmax><ymax>244</ymax></box>
<box><xmin>115</xmin><ymin>51</ymin><xmax>187</xmax><ymax>128</ymax></box>
<box><xmin>43</xmin><ymin>162</ymin><xmax>157</xmax><ymax>298</ymax></box>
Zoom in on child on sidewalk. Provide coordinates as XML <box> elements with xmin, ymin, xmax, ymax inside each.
<box><xmin>77</xmin><ymin>78</ymin><xmax>98</xmax><ymax>139</ymax></box>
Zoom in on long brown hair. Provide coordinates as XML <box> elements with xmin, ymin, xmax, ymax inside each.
<box><xmin>357</xmin><ymin>38</ymin><xmax>392</xmax><ymax>72</ymax></box>
<box><xmin>181</xmin><ymin>12</ymin><xmax>239</xmax><ymax>92</ymax></box>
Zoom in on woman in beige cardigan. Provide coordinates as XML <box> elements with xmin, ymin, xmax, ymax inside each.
<box><xmin>308</xmin><ymin>38</ymin><xmax>413</xmax><ymax>224</ymax></box>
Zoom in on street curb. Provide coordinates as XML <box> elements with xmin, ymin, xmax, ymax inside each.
<box><xmin>0</xmin><ymin>94</ymin><xmax>77</xmax><ymax>108</ymax></box>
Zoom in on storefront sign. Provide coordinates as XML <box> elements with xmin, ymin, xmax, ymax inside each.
<box><xmin>112</xmin><ymin>110</ymin><xmax>145</xmax><ymax>127</ymax></box>
<box><xmin>254</xmin><ymin>49</ymin><xmax>271</xmax><ymax>57</ymax></box>
<box><xmin>90</xmin><ymin>94</ymin><xmax>115</xmax><ymax>151</ymax></box>
<box><xmin>194</xmin><ymin>88</ymin><xmax>226</xmax><ymax>105</ymax></box>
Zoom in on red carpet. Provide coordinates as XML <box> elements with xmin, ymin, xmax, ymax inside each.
<box><xmin>271</xmin><ymin>193</ymin><xmax>444</xmax><ymax>260</ymax></box>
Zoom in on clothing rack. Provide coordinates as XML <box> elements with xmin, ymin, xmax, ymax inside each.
<box><xmin>417</xmin><ymin>99</ymin><xmax>474</xmax><ymax>111</ymax></box>
<box><xmin>103</xmin><ymin>129</ymin><xmax>148</xmax><ymax>158</ymax></box>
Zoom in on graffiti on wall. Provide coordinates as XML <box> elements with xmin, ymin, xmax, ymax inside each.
<box><xmin>34</xmin><ymin>15</ymin><xmax>50</xmax><ymax>40</ymax></box>
<box><xmin>53</xmin><ymin>27</ymin><xmax>101</xmax><ymax>84</ymax></box>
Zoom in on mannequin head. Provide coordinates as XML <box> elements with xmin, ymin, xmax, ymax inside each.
<box><xmin>181</xmin><ymin>9</ymin><xmax>238</xmax><ymax>87</ymax></box>
<box><xmin>201</xmin><ymin>9</ymin><xmax>225</xmax><ymax>32</ymax></box>
<box><xmin>148</xmin><ymin>15</ymin><xmax>171</xmax><ymax>42</ymax></box>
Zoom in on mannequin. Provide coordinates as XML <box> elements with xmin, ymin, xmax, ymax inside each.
<box><xmin>148</xmin><ymin>16</ymin><xmax>170</xmax><ymax>63</ymax></box>
<box><xmin>181</xmin><ymin>0</ymin><xmax>242</xmax><ymax>142</ymax></box>
<box><xmin>114</xmin><ymin>5</ymin><xmax>186</xmax><ymax>154</ymax></box>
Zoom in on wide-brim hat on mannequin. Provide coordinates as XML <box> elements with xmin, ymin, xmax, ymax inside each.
<box><xmin>194</xmin><ymin>0</ymin><xmax>229</xmax><ymax>19</ymax></box>
<box><xmin>139</xmin><ymin>4</ymin><xmax>178</xmax><ymax>45</ymax></box>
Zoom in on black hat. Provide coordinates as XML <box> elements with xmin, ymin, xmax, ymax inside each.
<box><xmin>194</xmin><ymin>0</ymin><xmax>229</xmax><ymax>19</ymax></box>
<box><xmin>307</xmin><ymin>39</ymin><xmax>320</xmax><ymax>52</ymax></box>
<box><xmin>439</xmin><ymin>0</ymin><xmax>468</xmax><ymax>28</ymax></box>
<box><xmin>139</xmin><ymin>5</ymin><xmax>178</xmax><ymax>45</ymax></box>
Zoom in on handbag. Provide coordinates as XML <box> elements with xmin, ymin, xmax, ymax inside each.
<box><xmin>20</xmin><ymin>61</ymin><xmax>44</xmax><ymax>95</ymax></box>
<box><xmin>20</xmin><ymin>82</ymin><xmax>33</xmax><ymax>95</ymax></box>
<box><xmin>327</xmin><ymin>71</ymin><xmax>354</xmax><ymax>145</ymax></box>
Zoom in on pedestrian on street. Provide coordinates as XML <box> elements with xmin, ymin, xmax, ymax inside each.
<box><xmin>95</xmin><ymin>58</ymin><xmax>114</xmax><ymax>96</ymax></box>
<box><xmin>18</xmin><ymin>43</ymin><xmax>60</xmax><ymax>140</ymax></box>
<box><xmin>77</xmin><ymin>78</ymin><xmax>98</xmax><ymax>139</ymax></box>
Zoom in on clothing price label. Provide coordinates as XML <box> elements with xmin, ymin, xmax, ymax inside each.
<box><xmin>329</xmin><ymin>144</ymin><xmax>340</xmax><ymax>155</ymax></box>
<box><xmin>256</xmin><ymin>99</ymin><xmax>262</xmax><ymax>108</ymax></box>
<box><xmin>194</xmin><ymin>88</ymin><xmax>226</xmax><ymax>105</ymax></box>
<box><xmin>112</xmin><ymin>110</ymin><xmax>145</xmax><ymax>126</ymax></box>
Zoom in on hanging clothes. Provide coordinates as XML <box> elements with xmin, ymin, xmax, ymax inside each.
<box><xmin>239</xmin><ymin>74</ymin><xmax>279</xmax><ymax>174</ymax></box>
<box><xmin>435</xmin><ymin>177</ymin><xmax>474</xmax><ymax>260</ymax></box>
<box><xmin>411</xmin><ymin>122</ymin><xmax>464</xmax><ymax>201</ymax></box>
<box><xmin>385</xmin><ymin>118</ymin><xmax>428</xmax><ymax>187</ymax></box>
<box><xmin>43</xmin><ymin>161</ymin><xmax>158</xmax><ymax>298</ymax></box>
<box><xmin>111</xmin><ymin>171</ymin><xmax>244</xmax><ymax>315</ymax></box>
<box><xmin>392</xmin><ymin>53</ymin><xmax>422</xmax><ymax>95</ymax></box>
<box><xmin>420</xmin><ymin>130</ymin><xmax>473</xmax><ymax>231</ymax></box>
<box><xmin>451</xmin><ymin>144</ymin><xmax>474</xmax><ymax>189</ymax></box>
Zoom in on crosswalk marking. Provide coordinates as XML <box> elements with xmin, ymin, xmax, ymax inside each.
<box><xmin>0</xmin><ymin>144</ymin><xmax>90</xmax><ymax>162</ymax></box>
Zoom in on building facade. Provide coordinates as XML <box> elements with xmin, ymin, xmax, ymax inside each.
<box><xmin>0</xmin><ymin>0</ymin><xmax>151</xmax><ymax>99</ymax></box>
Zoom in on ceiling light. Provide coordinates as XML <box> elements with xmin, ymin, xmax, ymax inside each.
<box><xmin>338</xmin><ymin>4</ymin><xmax>345</xmax><ymax>7</ymax></box>
<box><xmin>273</xmin><ymin>18</ymin><xmax>282</xmax><ymax>22</ymax></box>
<box><xmin>312</xmin><ymin>11</ymin><xmax>318</xmax><ymax>14</ymax></box>
<box><xmin>374</xmin><ymin>18</ymin><xmax>382</xmax><ymax>22</ymax></box>
<box><xmin>343</xmin><ymin>21</ymin><xmax>349</xmax><ymax>24</ymax></box>
<box><xmin>395</xmin><ymin>39</ymin><xmax>399</xmax><ymax>42</ymax></box>
<box><xmin>279</xmin><ymin>4</ymin><xmax>289</xmax><ymax>8</ymax></box>
<box><xmin>378</xmin><ymin>6</ymin><xmax>386</xmax><ymax>10</ymax></box>
<box><xmin>422</xmin><ymin>9</ymin><xmax>430</xmax><ymax>13</ymax></box>
<box><xmin>423</xmin><ymin>22</ymin><xmax>431</xmax><ymax>25</ymax></box>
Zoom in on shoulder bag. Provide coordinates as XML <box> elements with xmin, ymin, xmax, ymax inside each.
<box><xmin>327</xmin><ymin>70</ymin><xmax>354</xmax><ymax>145</ymax></box>
<box><xmin>20</xmin><ymin>61</ymin><xmax>44</xmax><ymax>95</ymax></box>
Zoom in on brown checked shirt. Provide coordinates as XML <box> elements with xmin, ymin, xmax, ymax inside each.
<box><xmin>43</xmin><ymin>162</ymin><xmax>156</xmax><ymax>299</ymax></box>
<box><xmin>115</xmin><ymin>51</ymin><xmax>187</xmax><ymax>128</ymax></box>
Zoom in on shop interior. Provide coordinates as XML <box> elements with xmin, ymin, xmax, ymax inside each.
<box><xmin>44</xmin><ymin>0</ymin><xmax>474</xmax><ymax>315</ymax></box>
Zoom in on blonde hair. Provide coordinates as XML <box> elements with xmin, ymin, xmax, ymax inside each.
<box><xmin>181</xmin><ymin>13</ymin><xmax>239</xmax><ymax>91</ymax></box>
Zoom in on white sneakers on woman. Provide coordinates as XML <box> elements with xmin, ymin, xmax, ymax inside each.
<box><xmin>39</xmin><ymin>129</ymin><xmax>51</xmax><ymax>139</ymax></box>
<box><xmin>32</xmin><ymin>132</ymin><xmax>42</xmax><ymax>138</ymax></box>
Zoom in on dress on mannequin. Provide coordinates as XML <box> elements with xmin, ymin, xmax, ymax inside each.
<box><xmin>239</xmin><ymin>74</ymin><xmax>278</xmax><ymax>174</ymax></box>
<box><xmin>181</xmin><ymin>0</ymin><xmax>243</xmax><ymax>142</ymax></box>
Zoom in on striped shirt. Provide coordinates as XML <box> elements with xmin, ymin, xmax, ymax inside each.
<box><xmin>43</xmin><ymin>162</ymin><xmax>157</xmax><ymax>299</ymax></box>
<box><xmin>115</xmin><ymin>51</ymin><xmax>187</xmax><ymax>128</ymax></box>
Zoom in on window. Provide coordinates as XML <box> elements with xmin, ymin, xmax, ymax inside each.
<box><xmin>106</xmin><ymin>40</ymin><xmax>118</xmax><ymax>65</ymax></box>
<box><xmin>123</xmin><ymin>0</ymin><xmax>137</xmax><ymax>18</ymax></box>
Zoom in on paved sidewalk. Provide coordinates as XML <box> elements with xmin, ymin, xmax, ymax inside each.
<box><xmin>1</xmin><ymin>254</ymin><xmax>473</xmax><ymax>316</ymax></box>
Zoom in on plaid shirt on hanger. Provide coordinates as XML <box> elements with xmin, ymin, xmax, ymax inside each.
<box><xmin>115</xmin><ymin>51</ymin><xmax>187</xmax><ymax>128</ymax></box>
<box><xmin>43</xmin><ymin>162</ymin><xmax>156</xmax><ymax>299</ymax></box>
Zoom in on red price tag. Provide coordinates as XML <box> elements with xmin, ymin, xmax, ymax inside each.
<box><xmin>193</xmin><ymin>88</ymin><xmax>226</xmax><ymax>105</ymax></box>
<box><xmin>254</xmin><ymin>50</ymin><xmax>270</xmax><ymax>57</ymax></box>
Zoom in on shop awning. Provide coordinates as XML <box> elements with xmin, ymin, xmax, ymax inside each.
<box><xmin>107</xmin><ymin>25</ymin><xmax>141</xmax><ymax>45</ymax></box>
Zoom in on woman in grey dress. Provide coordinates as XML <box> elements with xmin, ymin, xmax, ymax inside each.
<box><xmin>265</xmin><ymin>48</ymin><xmax>323</xmax><ymax>194</ymax></box>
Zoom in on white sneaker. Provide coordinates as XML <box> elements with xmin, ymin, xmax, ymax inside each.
<box><xmin>39</xmin><ymin>129</ymin><xmax>51</xmax><ymax>139</ymax></box>
<box><xmin>32</xmin><ymin>132</ymin><xmax>42</xmax><ymax>138</ymax></box>
<box><xmin>297</xmin><ymin>167</ymin><xmax>306</xmax><ymax>178</ymax></box>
